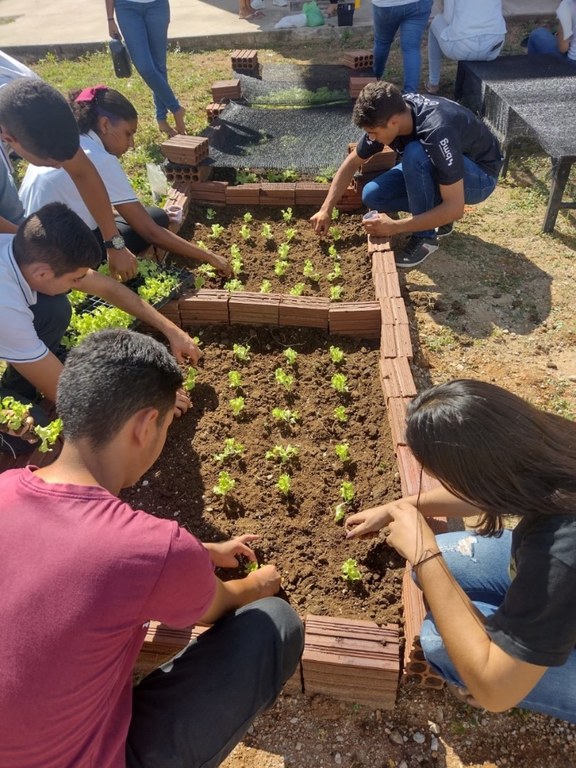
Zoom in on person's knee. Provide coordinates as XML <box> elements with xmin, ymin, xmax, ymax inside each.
<box><xmin>245</xmin><ymin>598</ymin><xmax>304</xmax><ymax>680</ymax></box>
<box><xmin>401</xmin><ymin>140</ymin><xmax>429</xmax><ymax>169</ymax></box>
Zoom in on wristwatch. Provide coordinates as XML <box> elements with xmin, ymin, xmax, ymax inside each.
<box><xmin>103</xmin><ymin>234</ymin><xmax>125</xmax><ymax>250</ymax></box>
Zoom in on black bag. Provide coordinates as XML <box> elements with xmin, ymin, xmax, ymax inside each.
<box><xmin>109</xmin><ymin>38</ymin><xmax>132</xmax><ymax>78</ymax></box>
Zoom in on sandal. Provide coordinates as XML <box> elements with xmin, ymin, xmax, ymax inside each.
<box><xmin>425</xmin><ymin>81</ymin><xmax>440</xmax><ymax>95</ymax></box>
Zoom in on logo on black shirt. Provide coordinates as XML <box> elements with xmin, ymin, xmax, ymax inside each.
<box><xmin>439</xmin><ymin>137</ymin><xmax>454</xmax><ymax>167</ymax></box>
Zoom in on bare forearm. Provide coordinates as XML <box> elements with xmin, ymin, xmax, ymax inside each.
<box><xmin>320</xmin><ymin>152</ymin><xmax>361</xmax><ymax>214</ymax></box>
<box><xmin>0</xmin><ymin>216</ymin><xmax>18</xmax><ymax>234</ymax></box>
<box><xmin>105</xmin><ymin>0</ymin><xmax>115</xmax><ymax>18</ymax></box>
<box><xmin>142</xmin><ymin>222</ymin><xmax>223</xmax><ymax>268</ymax></box>
<box><xmin>62</xmin><ymin>151</ymin><xmax>121</xmax><ymax>240</ymax></box>
<box><xmin>199</xmin><ymin>575</ymin><xmax>270</xmax><ymax>624</ymax></box>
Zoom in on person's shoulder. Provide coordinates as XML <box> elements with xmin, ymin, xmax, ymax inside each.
<box><xmin>515</xmin><ymin>512</ymin><xmax>576</xmax><ymax>567</ymax></box>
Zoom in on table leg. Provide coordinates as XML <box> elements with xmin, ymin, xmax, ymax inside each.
<box><xmin>543</xmin><ymin>158</ymin><xmax>573</xmax><ymax>233</ymax></box>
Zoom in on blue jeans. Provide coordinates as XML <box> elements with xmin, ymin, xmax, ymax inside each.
<box><xmin>115</xmin><ymin>0</ymin><xmax>181</xmax><ymax>121</ymax></box>
<box><xmin>361</xmin><ymin>141</ymin><xmax>498</xmax><ymax>237</ymax></box>
<box><xmin>527</xmin><ymin>27</ymin><xmax>576</xmax><ymax>64</ymax></box>
<box><xmin>127</xmin><ymin>598</ymin><xmax>304</xmax><ymax>767</ymax></box>
<box><xmin>372</xmin><ymin>0</ymin><xmax>433</xmax><ymax>93</ymax></box>
<box><xmin>419</xmin><ymin>531</ymin><xmax>576</xmax><ymax>724</ymax></box>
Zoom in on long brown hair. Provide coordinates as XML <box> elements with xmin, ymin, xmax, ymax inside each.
<box><xmin>406</xmin><ymin>379</ymin><xmax>576</xmax><ymax>535</ymax></box>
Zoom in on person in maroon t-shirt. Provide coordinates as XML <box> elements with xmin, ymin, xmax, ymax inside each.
<box><xmin>0</xmin><ymin>329</ymin><xmax>303</xmax><ymax>768</ymax></box>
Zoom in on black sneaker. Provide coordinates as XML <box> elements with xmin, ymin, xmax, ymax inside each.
<box><xmin>394</xmin><ymin>235</ymin><xmax>439</xmax><ymax>268</ymax></box>
<box><xmin>436</xmin><ymin>222</ymin><xmax>454</xmax><ymax>238</ymax></box>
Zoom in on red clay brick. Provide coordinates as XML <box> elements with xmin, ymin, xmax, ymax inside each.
<box><xmin>279</xmin><ymin>296</ymin><xmax>330</xmax><ymax>329</ymax></box>
<box><xmin>228</xmin><ymin>292</ymin><xmax>280</xmax><ymax>326</ymax></box>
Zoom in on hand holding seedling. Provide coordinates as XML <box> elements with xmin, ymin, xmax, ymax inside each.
<box><xmin>309</xmin><ymin>209</ymin><xmax>331</xmax><ymax>235</ymax></box>
<box><xmin>247</xmin><ymin>563</ymin><xmax>282</xmax><ymax>597</ymax></box>
<box><xmin>173</xmin><ymin>388</ymin><xmax>191</xmax><ymax>417</ymax></box>
<box><xmin>165</xmin><ymin>327</ymin><xmax>202</xmax><ymax>365</ymax></box>
<box><xmin>362</xmin><ymin>212</ymin><xmax>399</xmax><ymax>238</ymax></box>
<box><xmin>345</xmin><ymin>502</ymin><xmax>394</xmax><ymax>540</ymax></box>
<box><xmin>382</xmin><ymin>502</ymin><xmax>438</xmax><ymax>566</ymax></box>
<box><xmin>204</xmin><ymin>534</ymin><xmax>259</xmax><ymax>568</ymax></box>
<box><xmin>206</xmin><ymin>252</ymin><xmax>232</xmax><ymax>278</ymax></box>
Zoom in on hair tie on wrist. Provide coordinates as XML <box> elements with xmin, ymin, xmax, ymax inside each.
<box><xmin>414</xmin><ymin>550</ymin><xmax>442</xmax><ymax>569</ymax></box>
<box><xmin>75</xmin><ymin>85</ymin><xmax>109</xmax><ymax>103</ymax></box>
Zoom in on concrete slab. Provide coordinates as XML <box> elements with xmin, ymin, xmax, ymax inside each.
<box><xmin>0</xmin><ymin>0</ymin><xmax>373</xmax><ymax>55</ymax></box>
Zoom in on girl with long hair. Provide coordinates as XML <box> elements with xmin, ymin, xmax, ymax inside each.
<box><xmin>346</xmin><ymin>379</ymin><xmax>576</xmax><ymax>723</ymax></box>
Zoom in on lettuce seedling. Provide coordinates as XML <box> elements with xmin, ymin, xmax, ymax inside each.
<box><xmin>214</xmin><ymin>438</ymin><xmax>245</xmax><ymax>463</ymax></box>
<box><xmin>341</xmin><ymin>558</ymin><xmax>362</xmax><ymax>582</ymax></box>
<box><xmin>183</xmin><ymin>367</ymin><xmax>198</xmax><ymax>392</ymax></box>
<box><xmin>239</xmin><ymin>224</ymin><xmax>251</xmax><ymax>241</ymax></box>
<box><xmin>281</xmin><ymin>207</ymin><xmax>293</xmax><ymax>223</ymax></box>
<box><xmin>328</xmin><ymin>244</ymin><xmax>339</xmax><ymax>259</ymax></box>
<box><xmin>277</xmin><ymin>473</ymin><xmax>292</xmax><ymax>496</ymax></box>
<box><xmin>285</xmin><ymin>227</ymin><xmax>297</xmax><ymax>243</ymax></box>
<box><xmin>329</xmin><ymin>346</ymin><xmax>345</xmax><ymax>364</ymax></box>
<box><xmin>289</xmin><ymin>283</ymin><xmax>305</xmax><ymax>296</ymax></box>
<box><xmin>331</xmin><ymin>373</ymin><xmax>348</xmax><ymax>394</ymax></box>
<box><xmin>206</xmin><ymin>208</ymin><xmax>217</xmax><ymax>220</ymax></box>
<box><xmin>229</xmin><ymin>397</ymin><xmax>246</xmax><ymax>417</ymax></box>
<box><xmin>243</xmin><ymin>211</ymin><xmax>253</xmax><ymax>223</ymax></box>
<box><xmin>274</xmin><ymin>368</ymin><xmax>294</xmax><ymax>392</ymax></box>
<box><xmin>245</xmin><ymin>560</ymin><xmax>260</xmax><ymax>573</ymax></box>
<box><xmin>330</xmin><ymin>285</ymin><xmax>343</xmax><ymax>301</ymax></box>
<box><xmin>228</xmin><ymin>370</ymin><xmax>243</xmax><ymax>388</ymax></box>
<box><xmin>331</xmin><ymin>207</ymin><xmax>340</xmax><ymax>221</ymax></box>
<box><xmin>328</xmin><ymin>225</ymin><xmax>341</xmax><ymax>242</ymax></box>
<box><xmin>334</xmin><ymin>503</ymin><xmax>347</xmax><ymax>523</ymax></box>
<box><xmin>265</xmin><ymin>444</ymin><xmax>300</xmax><ymax>464</ymax></box>
<box><xmin>327</xmin><ymin>262</ymin><xmax>342</xmax><ymax>282</ymax></box>
<box><xmin>334</xmin><ymin>405</ymin><xmax>348</xmax><ymax>423</ymax></box>
<box><xmin>274</xmin><ymin>259</ymin><xmax>290</xmax><ymax>277</ymax></box>
<box><xmin>210</xmin><ymin>223</ymin><xmax>225</xmax><ymax>239</ymax></box>
<box><xmin>340</xmin><ymin>481</ymin><xmax>355</xmax><ymax>503</ymax></box>
<box><xmin>283</xmin><ymin>348</ymin><xmax>298</xmax><ymax>366</ymax></box>
<box><xmin>196</xmin><ymin>239</ymin><xmax>208</xmax><ymax>250</ymax></box>
<box><xmin>271</xmin><ymin>408</ymin><xmax>300</xmax><ymax>425</ymax></box>
<box><xmin>197</xmin><ymin>262</ymin><xmax>217</xmax><ymax>278</ymax></box>
<box><xmin>334</xmin><ymin>442</ymin><xmax>350</xmax><ymax>463</ymax></box>
<box><xmin>260</xmin><ymin>279</ymin><xmax>272</xmax><ymax>293</ymax></box>
<box><xmin>213</xmin><ymin>471</ymin><xmax>236</xmax><ymax>497</ymax></box>
<box><xmin>225</xmin><ymin>278</ymin><xmax>245</xmax><ymax>292</ymax></box>
<box><xmin>0</xmin><ymin>396</ymin><xmax>31</xmax><ymax>431</ymax></box>
<box><xmin>303</xmin><ymin>259</ymin><xmax>320</xmax><ymax>283</ymax></box>
<box><xmin>34</xmin><ymin>418</ymin><xmax>63</xmax><ymax>453</ymax></box>
<box><xmin>194</xmin><ymin>276</ymin><xmax>205</xmax><ymax>290</ymax></box>
<box><xmin>261</xmin><ymin>223</ymin><xmax>273</xmax><ymax>240</ymax></box>
<box><xmin>277</xmin><ymin>243</ymin><xmax>290</xmax><ymax>259</ymax></box>
<box><xmin>233</xmin><ymin>343</ymin><xmax>251</xmax><ymax>362</ymax></box>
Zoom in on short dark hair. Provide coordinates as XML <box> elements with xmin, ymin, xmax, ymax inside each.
<box><xmin>0</xmin><ymin>79</ymin><xmax>79</xmax><ymax>161</ymax></box>
<box><xmin>352</xmin><ymin>81</ymin><xmax>407</xmax><ymax>129</ymax></box>
<box><xmin>69</xmin><ymin>86</ymin><xmax>138</xmax><ymax>135</ymax></box>
<box><xmin>57</xmin><ymin>329</ymin><xmax>183</xmax><ymax>448</ymax></box>
<box><xmin>13</xmin><ymin>202</ymin><xmax>102</xmax><ymax>276</ymax></box>
<box><xmin>406</xmin><ymin>379</ymin><xmax>576</xmax><ymax>535</ymax></box>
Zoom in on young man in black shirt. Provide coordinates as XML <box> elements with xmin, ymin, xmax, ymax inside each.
<box><xmin>310</xmin><ymin>81</ymin><xmax>502</xmax><ymax>268</ymax></box>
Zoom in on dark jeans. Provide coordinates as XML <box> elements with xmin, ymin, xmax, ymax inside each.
<box><xmin>94</xmin><ymin>207</ymin><xmax>170</xmax><ymax>260</ymax></box>
<box><xmin>0</xmin><ymin>292</ymin><xmax>70</xmax><ymax>454</ymax></box>
<box><xmin>127</xmin><ymin>597</ymin><xmax>304</xmax><ymax>768</ymax></box>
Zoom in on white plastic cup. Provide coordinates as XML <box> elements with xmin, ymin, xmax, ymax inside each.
<box><xmin>166</xmin><ymin>204</ymin><xmax>183</xmax><ymax>224</ymax></box>
<box><xmin>363</xmin><ymin>210</ymin><xmax>379</xmax><ymax>221</ymax></box>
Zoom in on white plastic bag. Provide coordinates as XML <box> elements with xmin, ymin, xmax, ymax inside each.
<box><xmin>146</xmin><ymin>163</ymin><xmax>168</xmax><ymax>202</ymax></box>
<box><xmin>274</xmin><ymin>12</ymin><xmax>307</xmax><ymax>27</ymax></box>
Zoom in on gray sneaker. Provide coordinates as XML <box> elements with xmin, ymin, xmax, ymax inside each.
<box><xmin>436</xmin><ymin>222</ymin><xmax>454</xmax><ymax>238</ymax></box>
<box><xmin>395</xmin><ymin>236</ymin><xmax>439</xmax><ymax>268</ymax></box>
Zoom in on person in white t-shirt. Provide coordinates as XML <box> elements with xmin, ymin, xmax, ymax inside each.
<box><xmin>19</xmin><ymin>85</ymin><xmax>230</xmax><ymax>277</ymax></box>
<box><xmin>527</xmin><ymin>0</ymin><xmax>576</xmax><ymax>65</ymax></box>
<box><xmin>426</xmin><ymin>0</ymin><xmax>507</xmax><ymax>94</ymax></box>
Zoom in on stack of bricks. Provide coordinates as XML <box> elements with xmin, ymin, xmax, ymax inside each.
<box><xmin>302</xmin><ymin>615</ymin><xmax>400</xmax><ymax>709</ymax></box>
<box><xmin>206</xmin><ymin>102</ymin><xmax>227</xmax><ymax>123</ymax></box>
<box><xmin>349</xmin><ymin>76</ymin><xmax>377</xmax><ymax>99</ymax></box>
<box><xmin>329</xmin><ymin>302</ymin><xmax>381</xmax><ymax>339</ymax></box>
<box><xmin>160</xmin><ymin>136</ymin><xmax>209</xmax><ymax>166</ymax></box>
<box><xmin>337</xmin><ymin>179</ymin><xmax>363</xmax><ymax>212</ymax></box>
<box><xmin>163</xmin><ymin>161</ymin><xmax>212</xmax><ymax>185</ymax></box>
<box><xmin>231</xmin><ymin>49</ymin><xmax>259</xmax><ymax>73</ymax></box>
<box><xmin>341</xmin><ymin>49</ymin><xmax>374</xmax><ymax>70</ymax></box>
<box><xmin>211</xmin><ymin>79</ymin><xmax>242</xmax><ymax>103</ymax></box>
<box><xmin>187</xmin><ymin>180</ymin><xmax>228</xmax><ymax>206</ymax></box>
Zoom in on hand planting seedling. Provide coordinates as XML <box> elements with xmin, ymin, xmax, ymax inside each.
<box><xmin>328</xmin><ymin>225</ymin><xmax>341</xmax><ymax>242</ymax></box>
<box><xmin>242</xmin><ymin>211</ymin><xmax>253</xmax><ymax>223</ymax></box>
<box><xmin>272</xmin><ymin>407</ymin><xmax>300</xmax><ymax>425</ymax></box>
<box><xmin>277</xmin><ymin>243</ymin><xmax>290</xmax><ymax>260</ymax></box>
<box><xmin>183</xmin><ymin>367</ymin><xmax>198</xmax><ymax>392</ymax></box>
<box><xmin>261</xmin><ymin>223</ymin><xmax>273</xmax><ymax>240</ymax></box>
<box><xmin>274</xmin><ymin>259</ymin><xmax>290</xmax><ymax>277</ymax></box>
<box><xmin>285</xmin><ymin>227</ymin><xmax>297</xmax><ymax>243</ymax></box>
<box><xmin>303</xmin><ymin>259</ymin><xmax>320</xmax><ymax>283</ymax></box>
<box><xmin>289</xmin><ymin>283</ymin><xmax>305</xmax><ymax>296</ymax></box>
<box><xmin>276</xmin><ymin>473</ymin><xmax>292</xmax><ymax>496</ymax></box>
<box><xmin>341</xmin><ymin>558</ymin><xmax>362</xmax><ymax>582</ymax></box>
<box><xmin>330</xmin><ymin>285</ymin><xmax>343</xmax><ymax>301</ymax></box>
<box><xmin>265</xmin><ymin>444</ymin><xmax>299</xmax><ymax>464</ymax></box>
<box><xmin>34</xmin><ymin>418</ymin><xmax>64</xmax><ymax>453</ymax></box>
<box><xmin>213</xmin><ymin>471</ymin><xmax>236</xmax><ymax>497</ymax></box>
<box><xmin>245</xmin><ymin>559</ymin><xmax>260</xmax><ymax>573</ymax></box>
<box><xmin>233</xmin><ymin>343</ymin><xmax>251</xmax><ymax>363</ymax></box>
<box><xmin>229</xmin><ymin>397</ymin><xmax>246</xmax><ymax>417</ymax></box>
<box><xmin>334</xmin><ymin>503</ymin><xmax>347</xmax><ymax>523</ymax></box>
<box><xmin>283</xmin><ymin>348</ymin><xmax>298</xmax><ymax>366</ymax></box>
<box><xmin>210</xmin><ymin>223</ymin><xmax>224</xmax><ymax>239</ymax></box>
<box><xmin>281</xmin><ymin>207</ymin><xmax>293</xmax><ymax>223</ymax></box>
<box><xmin>274</xmin><ymin>368</ymin><xmax>294</xmax><ymax>392</ymax></box>
<box><xmin>334</xmin><ymin>442</ymin><xmax>350</xmax><ymax>463</ymax></box>
<box><xmin>214</xmin><ymin>438</ymin><xmax>245</xmax><ymax>463</ymax></box>
<box><xmin>331</xmin><ymin>373</ymin><xmax>348</xmax><ymax>394</ymax></box>
<box><xmin>224</xmin><ymin>278</ymin><xmax>244</xmax><ymax>292</ymax></box>
<box><xmin>334</xmin><ymin>405</ymin><xmax>348</xmax><ymax>423</ymax></box>
<box><xmin>340</xmin><ymin>480</ymin><xmax>355</xmax><ymax>503</ymax></box>
<box><xmin>331</xmin><ymin>207</ymin><xmax>340</xmax><ymax>221</ymax></box>
<box><xmin>239</xmin><ymin>224</ymin><xmax>251</xmax><ymax>241</ymax></box>
<box><xmin>260</xmin><ymin>279</ymin><xmax>272</xmax><ymax>293</ymax></box>
<box><xmin>228</xmin><ymin>370</ymin><xmax>243</xmax><ymax>389</ymax></box>
<box><xmin>206</xmin><ymin>208</ymin><xmax>217</xmax><ymax>220</ymax></box>
<box><xmin>329</xmin><ymin>346</ymin><xmax>346</xmax><ymax>365</ymax></box>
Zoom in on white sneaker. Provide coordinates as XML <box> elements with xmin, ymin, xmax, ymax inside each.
<box><xmin>273</xmin><ymin>0</ymin><xmax>288</xmax><ymax>6</ymax></box>
<box><xmin>251</xmin><ymin>0</ymin><xmax>265</xmax><ymax>8</ymax></box>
